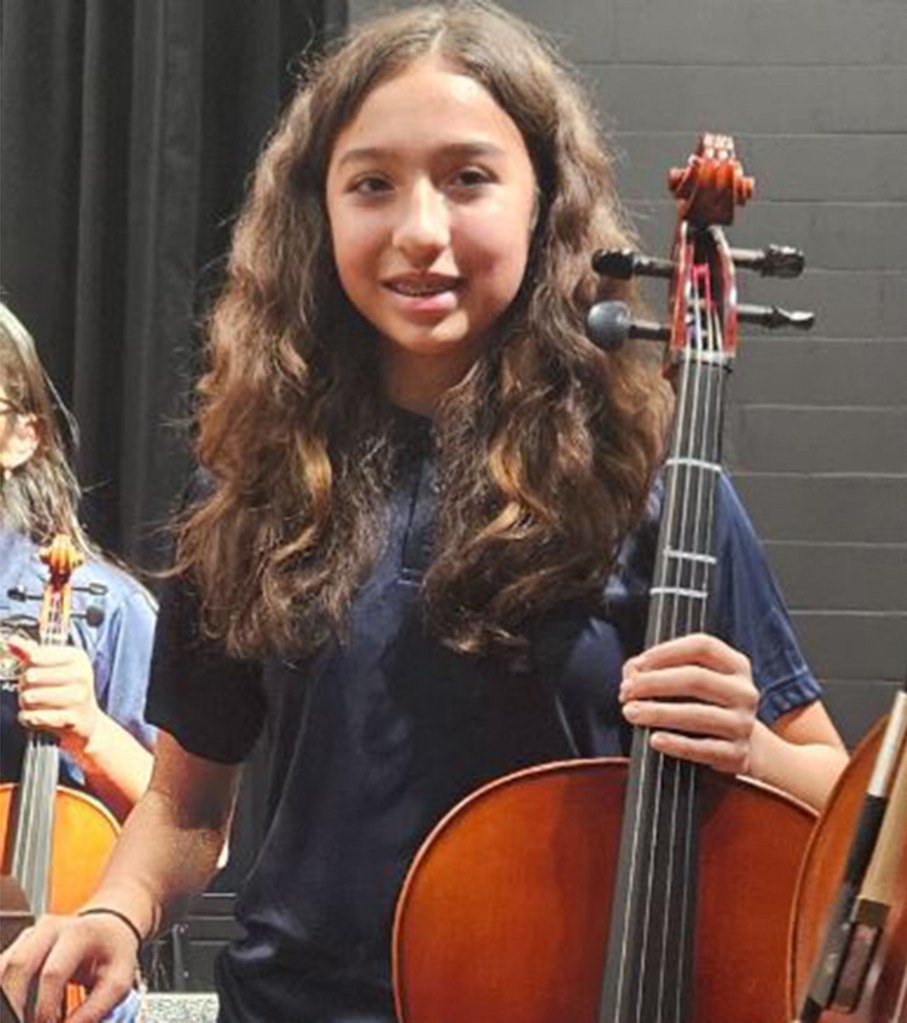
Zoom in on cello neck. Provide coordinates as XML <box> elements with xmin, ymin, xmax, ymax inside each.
<box><xmin>9</xmin><ymin>535</ymin><xmax>82</xmax><ymax>915</ymax></box>
<box><xmin>645</xmin><ymin>330</ymin><xmax>730</xmax><ymax>649</ymax></box>
<box><xmin>598</xmin><ymin>228</ymin><xmax>733</xmax><ymax>1023</ymax></box>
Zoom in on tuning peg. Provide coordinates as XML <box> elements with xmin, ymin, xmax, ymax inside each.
<box><xmin>6</xmin><ymin>585</ymin><xmax>106</xmax><ymax>627</ymax></box>
<box><xmin>7</xmin><ymin>581</ymin><xmax>107</xmax><ymax>602</ymax></box>
<box><xmin>737</xmin><ymin>303</ymin><xmax>815</xmax><ymax>330</ymax></box>
<box><xmin>586</xmin><ymin>301</ymin><xmax>671</xmax><ymax>351</ymax></box>
<box><xmin>591</xmin><ymin>249</ymin><xmax>674</xmax><ymax>281</ymax></box>
<box><xmin>68</xmin><ymin>607</ymin><xmax>105</xmax><ymax>627</ymax></box>
<box><xmin>729</xmin><ymin>245</ymin><xmax>806</xmax><ymax>279</ymax></box>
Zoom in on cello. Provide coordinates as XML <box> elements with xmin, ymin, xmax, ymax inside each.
<box><xmin>393</xmin><ymin>135</ymin><xmax>818</xmax><ymax>1023</ymax></box>
<box><xmin>791</xmin><ymin>677</ymin><xmax>907</xmax><ymax>1022</ymax></box>
<box><xmin>0</xmin><ymin>534</ymin><xmax>121</xmax><ymax>1014</ymax></box>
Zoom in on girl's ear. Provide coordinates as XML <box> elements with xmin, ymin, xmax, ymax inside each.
<box><xmin>0</xmin><ymin>413</ymin><xmax>40</xmax><ymax>474</ymax></box>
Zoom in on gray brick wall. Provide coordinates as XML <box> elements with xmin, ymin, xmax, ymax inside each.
<box><xmin>353</xmin><ymin>0</ymin><xmax>907</xmax><ymax>747</ymax></box>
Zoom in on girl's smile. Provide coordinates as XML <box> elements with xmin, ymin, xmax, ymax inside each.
<box><xmin>325</xmin><ymin>55</ymin><xmax>538</xmax><ymax>413</ymax></box>
<box><xmin>382</xmin><ymin>271</ymin><xmax>463</xmax><ymax>312</ymax></box>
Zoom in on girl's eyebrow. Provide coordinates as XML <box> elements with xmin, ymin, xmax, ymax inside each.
<box><xmin>334</xmin><ymin>141</ymin><xmax>509</xmax><ymax>170</ymax></box>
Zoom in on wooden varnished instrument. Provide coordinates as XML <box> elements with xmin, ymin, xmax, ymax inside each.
<box><xmin>393</xmin><ymin>135</ymin><xmax>819</xmax><ymax>1023</ymax></box>
<box><xmin>0</xmin><ymin>536</ymin><xmax>120</xmax><ymax>1014</ymax></box>
<box><xmin>792</xmin><ymin>678</ymin><xmax>907</xmax><ymax>1022</ymax></box>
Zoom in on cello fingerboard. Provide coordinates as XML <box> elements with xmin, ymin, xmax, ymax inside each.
<box><xmin>10</xmin><ymin>732</ymin><xmax>60</xmax><ymax>916</ymax></box>
<box><xmin>599</xmin><ymin>346</ymin><xmax>730</xmax><ymax>1023</ymax></box>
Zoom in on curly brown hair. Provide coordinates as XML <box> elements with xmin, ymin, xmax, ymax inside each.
<box><xmin>178</xmin><ymin>0</ymin><xmax>671</xmax><ymax>663</ymax></box>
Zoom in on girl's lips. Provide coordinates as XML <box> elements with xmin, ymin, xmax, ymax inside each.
<box><xmin>382</xmin><ymin>278</ymin><xmax>462</xmax><ymax>314</ymax></box>
<box><xmin>383</xmin><ymin>275</ymin><xmax>462</xmax><ymax>296</ymax></box>
<box><xmin>384</xmin><ymin>286</ymin><xmax>459</xmax><ymax>315</ymax></box>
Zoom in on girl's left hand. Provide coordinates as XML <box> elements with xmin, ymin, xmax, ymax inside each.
<box><xmin>9</xmin><ymin>637</ymin><xmax>102</xmax><ymax>757</ymax></box>
<box><xmin>619</xmin><ymin>633</ymin><xmax>760</xmax><ymax>775</ymax></box>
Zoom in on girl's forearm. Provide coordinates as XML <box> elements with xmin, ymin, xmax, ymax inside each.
<box><xmin>81</xmin><ymin>776</ymin><xmax>237</xmax><ymax>939</ymax></box>
<box><xmin>748</xmin><ymin>719</ymin><xmax>849</xmax><ymax>811</ymax></box>
<box><xmin>72</xmin><ymin>712</ymin><xmax>155</xmax><ymax>820</ymax></box>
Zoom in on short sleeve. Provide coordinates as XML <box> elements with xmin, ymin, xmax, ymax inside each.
<box><xmin>709</xmin><ymin>475</ymin><xmax>822</xmax><ymax>724</ymax></box>
<box><xmin>145</xmin><ymin>567</ymin><xmax>266</xmax><ymax>764</ymax></box>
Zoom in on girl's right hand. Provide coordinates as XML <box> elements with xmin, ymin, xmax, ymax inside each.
<box><xmin>0</xmin><ymin>912</ymin><xmax>138</xmax><ymax>1023</ymax></box>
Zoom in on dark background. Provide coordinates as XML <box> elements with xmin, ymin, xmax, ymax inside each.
<box><xmin>3</xmin><ymin>0</ymin><xmax>905</xmax><ymax>997</ymax></box>
<box><xmin>1</xmin><ymin>0</ymin><xmax>346</xmax><ymax>566</ymax></box>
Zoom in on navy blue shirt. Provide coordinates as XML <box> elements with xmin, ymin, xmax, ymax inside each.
<box><xmin>147</xmin><ymin>441</ymin><xmax>820</xmax><ymax>1023</ymax></box>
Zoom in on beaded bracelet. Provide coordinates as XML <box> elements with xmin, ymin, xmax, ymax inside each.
<box><xmin>77</xmin><ymin>907</ymin><xmax>145</xmax><ymax>953</ymax></box>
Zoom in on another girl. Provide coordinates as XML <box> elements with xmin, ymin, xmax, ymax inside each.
<box><xmin>0</xmin><ymin>302</ymin><xmax>156</xmax><ymax>821</ymax></box>
<box><xmin>0</xmin><ymin>4</ymin><xmax>847</xmax><ymax>1021</ymax></box>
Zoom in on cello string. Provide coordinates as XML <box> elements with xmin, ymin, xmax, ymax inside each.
<box><xmin>637</xmin><ymin>247</ymin><xmax>707</xmax><ymax>1022</ymax></box>
<box><xmin>672</xmin><ymin>277</ymin><xmax>726</xmax><ymax>1021</ymax></box>
<box><xmin>675</xmin><ymin>268</ymin><xmax>721</xmax><ymax>1020</ymax></box>
<box><xmin>669</xmin><ymin>261</ymin><xmax>710</xmax><ymax>1021</ymax></box>
<box><xmin>32</xmin><ymin>741</ymin><xmax>53</xmax><ymax>915</ymax></box>
<box><xmin>663</xmin><ymin>267</ymin><xmax>706</xmax><ymax>1022</ymax></box>
<box><xmin>635</xmin><ymin>741</ymin><xmax>665</xmax><ymax>1023</ymax></box>
<box><xmin>14</xmin><ymin>736</ymin><xmax>35</xmax><ymax>897</ymax></box>
<box><xmin>616</xmin><ymin>282</ymin><xmax>695</xmax><ymax>1021</ymax></box>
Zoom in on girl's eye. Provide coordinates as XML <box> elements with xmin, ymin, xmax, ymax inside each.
<box><xmin>350</xmin><ymin>175</ymin><xmax>392</xmax><ymax>196</ymax></box>
<box><xmin>450</xmin><ymin>167</ymin><xmax>493</xmax><ymax>190</ymax></box>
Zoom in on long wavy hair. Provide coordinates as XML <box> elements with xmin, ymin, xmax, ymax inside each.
<box><xmin>0</xmin><ymin>303</ymin><xmax>92</xmax><ymax>554</ymax></box>
<box><xmin>178</xmin><ymin>0</ymin><xmax>672</xmax><ymax>663</ymax></box>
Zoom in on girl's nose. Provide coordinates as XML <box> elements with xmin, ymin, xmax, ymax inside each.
<box><xmin>393</xmin><ymin>181</ymin><xmax>450</xmax><ymax>262</ymax></box>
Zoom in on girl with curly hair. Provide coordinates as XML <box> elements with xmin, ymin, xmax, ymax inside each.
<box><xmin>0</xmin><ymin>3</ymin><xmax>846</xmax><ymax>1021</ymax></box>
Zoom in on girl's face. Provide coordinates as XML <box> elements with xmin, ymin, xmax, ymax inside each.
<box><xmin>0</xmin><ymin>383</ymin><xmax>37</xmax><ymax>475</ymax></box>
<box><xmin>325</xmin><ymin>55</ymin><xmax>538</xmax><ymax>413</ymax></box>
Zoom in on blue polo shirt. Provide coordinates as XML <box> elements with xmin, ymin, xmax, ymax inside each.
<box><xmin>0</xmin><ymin>529</ymin><xmax>157</xmax><ymax>785</ymax></box>
<box><xmin>147</xmin><ymin>434</ymin><xmax>820</xmax><ymax>1023</ymax></box>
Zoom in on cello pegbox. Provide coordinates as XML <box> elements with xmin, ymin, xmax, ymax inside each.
<box><xmin>38</xmin><ymin>535</ymin><xmax>83</xmax><ymax>588</ymax></box>
<box><xmin>668</xmin><ymin>133</ymin><xmax>754</xmax><ymax>227</ymax></box>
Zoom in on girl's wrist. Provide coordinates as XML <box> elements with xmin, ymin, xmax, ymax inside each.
<box><xmin>743</xmin><ymin>719</ymin><xmax>773</xmax><ymax>785</ymax></box>
<box><xmin>79</xmin><ymin>886</ymin><xmax>162</xmax><ymax>947</ymax></box>
<box><xmin>77</xmin><ymin>906</ymin><xmax>146</xmax><ymax>952</ymax></box>
<box><xmin>62</xmin><ymin>705</ymin><xmax>105</xmax><ymax>761</ymax></box>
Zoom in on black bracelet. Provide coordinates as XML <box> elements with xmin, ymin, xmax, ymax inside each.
<box><xmin>77</xmin><ymin>907</ymin><xmax>145</xmax><ymax>952</ymax></box>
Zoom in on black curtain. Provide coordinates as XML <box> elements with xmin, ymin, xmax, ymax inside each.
<box><xmin>1</xmin><ymin>0</ymin><xmax>347</xmax><ymax>569</ymax></box>
<box><xmin>2</xmin><ymin>0</ymin><xmax>349</xmax><ymax>912</ymax></box>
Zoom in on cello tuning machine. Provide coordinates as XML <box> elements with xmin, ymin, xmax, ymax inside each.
<box><xmin>729</xmin><ymin>244</ymin><xmax>806</xmax><ymax>279</ymax></box>
<box><xmin>586</xmin><ymin>301</ymin><xmax>671</xmax><ymax>352</ymax></box>
<box><xmin>591</xmin><ymin>249</ymin><xmax>675</xmax><ymax>281</ymax></box>
<box><xmin>737</xmin><ymin>303</ymin><xmax>815</xmax><ymax>331</ymax></box>
<box><xmin>594</xmin><ymin>245</ymin><xmax>807</xmax><ymax>282</ymax></box>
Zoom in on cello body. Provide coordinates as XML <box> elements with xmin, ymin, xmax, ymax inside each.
<box><xmin>394</xmin><ymin>758</ymin><xmax>815</xmax><ymax>1023</ymax></box>
<box><xmin>0</xmin><ymin>784</ymin><xmax>119</xmax><ymax>915</ymax></box>
<box><xmin>791</xmin><ymin>720</ymin><xmax>907</xmax><ymax>1022</ymax></box>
